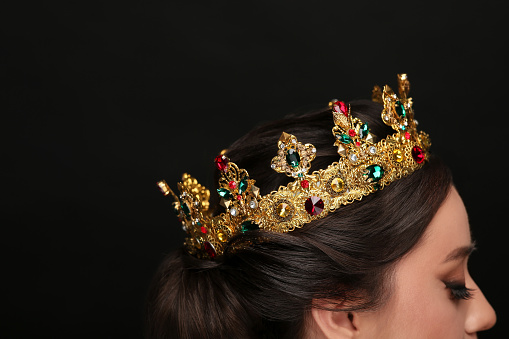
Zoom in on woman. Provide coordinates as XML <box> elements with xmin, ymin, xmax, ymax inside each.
<box><xmin>146</xmin><ymin>75</ymin><xmax>496</xmax><ymax>338</ymax></box>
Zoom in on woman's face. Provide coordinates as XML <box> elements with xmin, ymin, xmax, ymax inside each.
<box><xmin>354</xmin><ymin>187</ymin><xmax>496</xmax><ymax>338</ymax></box>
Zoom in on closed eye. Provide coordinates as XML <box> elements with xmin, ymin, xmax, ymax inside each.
<box><xmin>445</xmin><ymin>281</ymin><xmax>474</xmax><ymax>301</ymax></box>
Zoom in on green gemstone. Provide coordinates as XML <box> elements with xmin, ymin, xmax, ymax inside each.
<box><xmin>180</xmin><ymin>201</ymin><xmax>190</xmax><ymax>216</ymax></box>
<box><xmin>395</xmin><ymin>100</ymin><xmax>406</xmax><ymax>117</ymax></box>
<box><xmin>286</xmin><ymin>149</ymin><xmax>300</xmax><ymax>168</ymax></box>
<box><xmin>217</xmin><ymin>188</ymin><xmax>232</xmax><ymax>200</ymax></box>
<box><xmin>365</xmin><ymin>164</ymin><xmax>384</xmax><ymax>182</ymax></box>
<box><xmin>360</xmin><ymin>123</ymin><xmax>369</xmax><ymax>139</ymax></box>
<box><xmin>239</xmin><ymin>176</ymin><xmax>248</xmax><ymax>194</ymax></box>
<box><xmin>241</xmin><ymin>220</ymin><xmax>259</xmax><ymax>233</ymax></box>
<box><xmin>339</xmin><ymin>134</ymin><xmax>352</xmax><ymax>144</ymax></box>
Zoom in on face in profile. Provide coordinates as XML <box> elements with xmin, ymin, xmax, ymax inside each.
<box><xmin>311</xmin><ymin>187</ymin><xmax>497</xmax><ymax>338</ymax></box>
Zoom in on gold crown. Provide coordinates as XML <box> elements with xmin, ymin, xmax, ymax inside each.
<box><xmin>157</xmin><ymin>74</ymin><xmax>430</xmax><ymax>259</ymax></box>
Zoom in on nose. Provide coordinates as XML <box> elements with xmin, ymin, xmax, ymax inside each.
<box><xmin>464</xmin><ymin>276</ymin><xmax>497</xmax><ymax>334</ymax></box>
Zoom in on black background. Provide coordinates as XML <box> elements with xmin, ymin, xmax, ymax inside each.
<box><xmin>2</xmin><ymin>1</ymin><xmax>507</xmax><ymax>338</ymax></box>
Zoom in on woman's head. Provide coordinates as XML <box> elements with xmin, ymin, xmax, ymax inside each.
<box><xmin>307</xmin><ymin>186</ymin><xmax>497</xmax><ymax>338</ymax></box>
<box><xmin>146</xmin><ymin>100</ymin><xmax>496</xmax><ymax>338</ymax></box>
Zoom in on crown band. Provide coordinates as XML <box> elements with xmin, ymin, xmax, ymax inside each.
<box><xmin>157</xmin><ymin>74</ymin><xmax>430</xmax><ymax>259</ymax></box>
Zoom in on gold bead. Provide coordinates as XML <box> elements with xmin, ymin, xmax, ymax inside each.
<box><xmin>156</xmin><ymin>180</ymin><xmax>170</xmax><ymax>195</ymax></box>
<box><xmin>393</xmin><ymin>149</ymin><xmax>404</xmax><ymax>162</ymax></box>
<box><xmin>190</xmin><ymin>238</ymin><xmax>201</xmax><ymax>249</ymax></box>
<box><xmin>330</xmin><ymin>177</ymin><xmax>345</xmax><ymax>192</ymax></box>
<box><xmin>217</xmin><ymin>230</ymin><xmax>227</xmax><ymax>242</ymax></box>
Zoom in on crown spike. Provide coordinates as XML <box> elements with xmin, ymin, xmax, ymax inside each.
<box><xmin>278</xmin><ymin>132</ymin><xmax>293</xmax><ymax>145</ymax></box>
<box><xmin>397</xmin><ymin>73</ymin><xmax>410</xmax><ymax>99</ymax></box>
<box><xmin>372</xmin><ymin>85</ymin><xmax>383</xmax><ymax>103</ymax></box>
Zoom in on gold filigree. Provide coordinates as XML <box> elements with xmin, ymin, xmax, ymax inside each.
<box><xmin>271</xmin><ymin>132</ymin><xmax>316</xmax><ymax>178</ymax></box>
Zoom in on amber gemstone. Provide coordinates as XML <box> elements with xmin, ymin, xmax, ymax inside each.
<box><xmin>305</xmin><ymin>196</ymin><xmax>324</xmax><ymax>216</ymax></box>
<box><xmin>393</xmin><ymin>149</ymin><xmax>404</xmax><ymax>163</ymax></box>
<box><xmin>276</xmin><ymin>202</ymin><xmax>291</xmax><ymax>218</ymax></box>
<box><xmin>411</xmin><ymin>146</ymin><xmax>425</xmax><ymax>164</ymax></box>
<box><xmin>330</xmin><ymin>177</ymin><xmax>344</xmax><ymax>192</ymax></box>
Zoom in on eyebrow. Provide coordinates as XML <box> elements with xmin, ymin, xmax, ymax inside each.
<box><xmin>442</xmin><ymin>241</ymin><xmax>477</xmax><ymax>264</ymax></box>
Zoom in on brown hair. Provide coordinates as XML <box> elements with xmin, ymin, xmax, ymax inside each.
<box><xmin>145</xmin><ymin>100</ymin><xmax>452</xmax><ymax>338</ymax></box>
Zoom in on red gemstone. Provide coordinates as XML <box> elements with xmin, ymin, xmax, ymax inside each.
<box><xmin>228</xmin><ymin>180</ymin><xmax>237</xmax><ymax>189</ymax></box>
<box><xmin>411</xmin><ymin>146</ymin><xmax>425</xmax><ymax>164</ymax></box>
<box><xmin>300</xmin><ymin>180</ymin><xmax>309</xmax><ymax>189</ymax></box>
<box><xmin>214</xmin><ymin>155</ymin><xmax>229</xmax><ymax>172</ymax></box>
<box><xmin>333</xmin><ymin>101</ymin><xmax>348</xmax><ymax>117</ymax></box>
<box><xmin>348</xmin><ymin>129</ymin><xmax>356</xmax><ymax>137</ymax></box>
<box><xmin>203</xmin><ymin>241</ymin><xmax>216</xmax><ymax>259</ymax></box>
<box><xmin>305</xmin><ymin>196</ymin><xmax>324</xmax><ymax>216</ymax></box>
<box><xmin>200</xmin><ymin>226</ymin><xmax>207</xmax><ymax>234</ymax></box>
<box><xmin>355</xmin><ymin>141</ymin><xmax>361</xmax><ymax>147</ymax></box>
<box><xmin>404</xmin><ymin>131</ymin><xmax>411</xmax><ymax>140</ymax></box>
<box><xmin>236</xmin><ymin>194</ymin><xmax>242</xmax><ymax>201</ymax></box>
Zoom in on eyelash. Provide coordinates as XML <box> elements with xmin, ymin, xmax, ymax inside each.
<box><xmin>445</xmin><ymin>282</ymin><xmax>474</xmax><ymax>301</ymax></box>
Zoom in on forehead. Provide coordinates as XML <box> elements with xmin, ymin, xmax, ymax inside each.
<box><xmin>416</xmin><ymin>186</ymin><xmax>471</xmax><ymax>261</ymax></box>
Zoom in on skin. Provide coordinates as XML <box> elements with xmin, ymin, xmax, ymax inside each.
<box><xmin>310</xmin><ymin>187</ymin><xmax>497</xmax><ymax>338</ymax></box>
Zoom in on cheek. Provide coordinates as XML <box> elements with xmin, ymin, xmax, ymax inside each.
<box><xmin>389</xmin><ymin>279</ymin><xmax>467</xmax><ymax>338</ymax></box>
